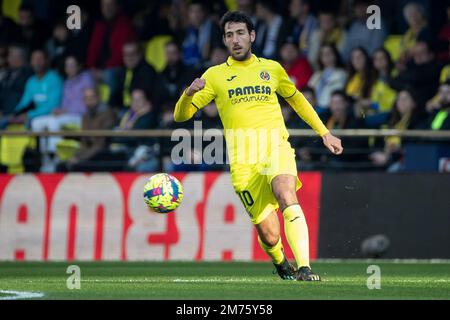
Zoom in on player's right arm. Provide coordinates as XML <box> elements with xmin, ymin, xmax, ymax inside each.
<box><xmin>174</xmin><ymin>71</ymin><xmax>216</xmax><ymax>122</ymax></box>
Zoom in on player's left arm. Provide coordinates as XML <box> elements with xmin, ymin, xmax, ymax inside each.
<box><xmin>275</xmin><ymin>62</ymin><xmax>343</xmax><ymax>155</ymax></box>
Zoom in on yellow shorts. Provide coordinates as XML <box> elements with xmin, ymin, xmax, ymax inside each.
<box><xmin>231</xmin><ymin>140</ymin><xmax>302</xmax><ymax>225</ymax></box>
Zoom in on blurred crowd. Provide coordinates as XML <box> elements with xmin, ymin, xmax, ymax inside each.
<box><xmin>0</xmin><ymin>0</ymin><xmax>450</xmax><ymax>173</ymax></box>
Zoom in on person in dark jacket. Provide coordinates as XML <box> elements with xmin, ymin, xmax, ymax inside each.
<box><xmin>390</xmin><ymin>41</ymin><xmax>442</xmax><ymax>107</ymax></box>
<box><xmin>160</xmin><ymin>41</ymin><xmax>198</xmax><ymax>109</ymax></box>
<box><xmin>109</xmin><ymin>41</ymin><xmax>160</xmax><ymax>111</ymax></box>
<box><xmin>0</xmin><ymin>45</ymin><xmax>32</xmax><ymax>125</ymax></box>
<box><xmin>422</xmin><ymin>80</ymin><xmax>450</xmax><ymax>130</ymax></box>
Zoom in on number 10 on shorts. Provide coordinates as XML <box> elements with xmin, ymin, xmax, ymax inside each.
<box><xmin>238</xmin><ymin>190</ymin><xmax>254</xmax><ymax>209</ymax></box>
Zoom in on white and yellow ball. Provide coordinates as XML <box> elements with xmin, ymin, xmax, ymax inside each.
<box><xmin>143</xmin><ymin>173</ymin><xmax>183</xmax><ymax>213</ymax></box>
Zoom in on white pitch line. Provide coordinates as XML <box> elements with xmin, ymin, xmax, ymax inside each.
<box><xmin>0</xmin><ymin>290</ymin><xmax>44</xmax><ymax>300</ymax></box>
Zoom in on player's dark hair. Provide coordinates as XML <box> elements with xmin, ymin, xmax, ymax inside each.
<box><xmin>220</xmin><ymin>11</ymin><xmax>255</xmax><ymax>36</ymax></box>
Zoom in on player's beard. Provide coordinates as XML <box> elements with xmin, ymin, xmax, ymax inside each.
<box><xmin>231</xmin><ymin>46</ymin><xmax>252</xmax><ymax>61</ymax></box>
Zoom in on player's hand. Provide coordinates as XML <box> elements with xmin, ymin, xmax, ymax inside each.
<box><xmin>185</xmin><ymin>78</ymin><xmax>206</xmax><ymax>96</ymax></box>
<box><xmin>322</xmin><ymin>132</ymin><xmax>343</xmax><ymax>155</ymax></box>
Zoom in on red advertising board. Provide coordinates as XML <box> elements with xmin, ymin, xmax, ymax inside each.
<box><xmin>0</xmin><ymin>173</ymin><xmax>321</xmax><ymax>261</ymax></box>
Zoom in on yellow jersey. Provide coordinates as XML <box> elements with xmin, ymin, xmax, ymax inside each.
<box><xmin>174</xmin><ymin>54</ymin><xmax>328</xmax><ymax>169</ymax></box>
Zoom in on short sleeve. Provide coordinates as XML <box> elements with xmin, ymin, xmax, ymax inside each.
<box><xmin>191</xmin><ymin>68</ymin><xmax>217</xmax><ymax>110</ymax></box>
<box><xmin>275</xmin><ymin>61</ymin><xmax>298</xmax><ymax>99</ymax></box>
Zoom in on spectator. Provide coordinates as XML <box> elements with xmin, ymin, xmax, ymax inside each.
<box><xmin>16</xmin><ymin>4</ymin><xmax>49</xmax><ymax>51</ymax></box>
<box><xmin>0</xmin><ymin>45</ymin><xmax>33</xmax><ymax>126</ymax></box>
<box><xmin>45</xmin><ymin>21</ymin><xmax>70</xmax><ymax>73</ymax></box>
<box><xmin>346</xmin><ymin>47</ymin><xmax>377</xmax><ymax>117</ymax></box>
<box><xmin>341</xmin><ymin>0</ymin><xmax>387</xmax><ymax>62</ymax></box>
<box><xmin>181</xmin><ymin>1</ymin><xmax>221</xmax><ymax>67</ymax></box>
<box><xmin>322</xmin><ymin>90</ymin><xmax>367</xmax><ymax>164</ymax></box>
<box><xmin>279</xmin><ymin>41</ymin><xmax>313</xmax><ymax>90</ymax></box>
<box><xmin>369</xmin><ymin>88</ymin><xmax>423</xmax><ymax>171</ymax></box>
<box><xmin>398</xmin><ymin>2</ymin><xmax>433</xmax><ymax>68</ymax></box>
<box><xmin>308</xmin><ymin>44</ymin><xmax>347</xmax><ymax>109</ymax></box>
<box><xmin>58</xmin><ymin>56</ymin><xmax>95</xmax><ymax>118</ymax></box>
<box><xmin>109</xmin><ymin>41</ymin><xmax>159</xmax><ymax>112</ymax></box>
<box><xmin>160</xmin><ymin>41</ymin><xmax>198</xmax><ymax>107</ymax></box>
<box><xmin>308</xmin><ymin>11</ymin><xmax>346</xmax><ymax>70</ymax></box>
<box><xmin>10</xmin><ymin>49</ymin><xmax>63</xmax><ymax>124</ymax></box>
<box><xmin>117</xmin><ymin>89</ymin><xmax>158</xmax><ymax>134</ymax></box>
<box><xmin>254</xmin><ymin>0</ymin><xmax>288</xmax><ymax>60</ymax></box>
<box><xmin>299</xmin><ymin>90</ymin><xmax>366</xmax><ymax>169</ymax></box>
<box><xmin>31</xmin><ymin>55</ymin><xmax>95</xmax><ymax>167</ymax></box>
<box><xmin>87</xmin><ymin>0</ymin><xmax>136</xmax><ymax>91</ymax></box>
<box><xmin>57</xmin><ymin>87</ymin><xmax>116</xmax><ymax>172</ymax></box>
<box><xmin>286</xmin><ymin>0</ymin><xmax>318</xmax><ymax>56</ymax></box>
<box><xmin>362</xmin><ymin>48</ymin><xmax>398</xmax><ymax>129</ymax></box>
<box><xmin>390</xmin><ymin>41</ymin><xmax>442</xmax><ymax>106</ymax></box>
<box><xmin>322</xmin><ymin>90</ymin><xmax>364</xmax><ymax>130</ymax></box>
<box><xmin>422</xmin><ymin>80</ymin><xmax>450</xmax><ymax>130</ymax></box>
<box><xmin>111</xmin><ymin>88</ymin><xmax>160</xmax><ymax>172</ymax></box>
<box><xmin>370</xmin><ymin>48</ymin><xmax>397</xmax><ymax>113</ymax></box>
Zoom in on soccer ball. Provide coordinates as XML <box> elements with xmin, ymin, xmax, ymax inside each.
<box><xmin>143</xmin><ymin>173</ymin><xmax>184</xmax><ymax>213</ymax></box>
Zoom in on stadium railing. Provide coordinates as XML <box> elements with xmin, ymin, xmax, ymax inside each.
<box><xmin>0</xmin><ymin>129</ymin><xmax>449</xmax><ymax>172</ymax></box>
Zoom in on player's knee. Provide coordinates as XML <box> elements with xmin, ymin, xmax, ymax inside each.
<box><xmin>260</xmin><ymin>233</ymin><xmax>280</xmax><ymax>247</ymax></box>
<box><xmin>274</xmin><ymin>190</ymin><xmax>297</xmax><ymax>209</ymax></box>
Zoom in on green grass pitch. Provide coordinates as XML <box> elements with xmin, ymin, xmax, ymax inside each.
<box><xmin>0</xmin><ymin>261</ymin><xmax>449</xmax><ymax>300</ymax></box>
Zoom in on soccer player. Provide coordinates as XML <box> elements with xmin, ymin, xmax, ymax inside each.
<box><xmin>174</xmin><ymin>11</ymin><xmax>343</xmax><ymax>281</ymax></box>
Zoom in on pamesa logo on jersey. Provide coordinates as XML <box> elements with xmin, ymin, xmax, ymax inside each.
<box><xmin>260</xmin><ymin>70</ymin><xmax>270</xmax><ymax>81</ymax></box>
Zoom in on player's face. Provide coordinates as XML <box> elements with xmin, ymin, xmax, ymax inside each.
<box><xmin>223</xmin><ymin>22</ymin><xmax>255</xmax><ymax>61</ymax></box>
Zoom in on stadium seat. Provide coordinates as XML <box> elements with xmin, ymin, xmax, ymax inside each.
<box><xmin>0</xmin><ymin>124</ymin><xmax>37</xmax><ymax>174</ymax></box>
<box><xmin>2</xmin><ymin>0</ymin><xmax>21</xmax><ymax>22</ymax></box>
<box><xmin>224</xmin><ymin>0</ymin><xmax>238</xmax><ymax>10</ymax></box>
<box><xmin>55</xmin><ymin>123</ymin><xmax>81</xmax><ymax>162</ymax></box>
<box><xmin>145</xmin><ymin>35</ymin><xmax>173</xmax><ymax>72</ymax></box>
<box><xmin>383</xmin><ymin>35</ymin><xmax>403</xmax><ymax>62</ymax></box>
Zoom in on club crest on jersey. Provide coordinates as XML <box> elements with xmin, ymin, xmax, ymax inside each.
<box><xmin>260</xmin><ymin>70</ymin><xmax>270</xmax><ymax>81</ymax></box>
